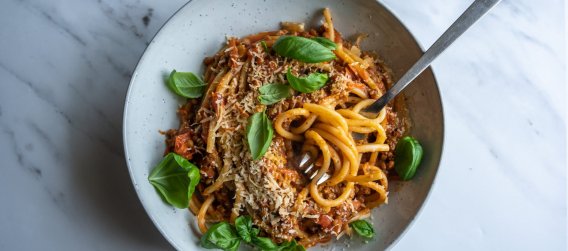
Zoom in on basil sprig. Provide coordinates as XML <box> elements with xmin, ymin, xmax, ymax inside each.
<box><xmin>235</xmin><ymin>216</ymin><xmax>278</xmax><ymax>249</ymax></box>
<box><xmin>259</xmin><ymin>83</ymin><xmax>291</xmax><ymax>105</ymax></box>
<box><xmin>311</xmin><ymin>37</ymin><xmax>337</xmax><ymax>50</ymax></box>
<box><xmin>237</xmin><ymin>215</ymin><xmax>305</xmax><ymax>251</ymax></box>
<box><xmin>277</xmin><ymin>240</ymin><xmax>305</xmax><ymax>251</ymax></box>
<box><xmin>273</xmin><ymin>36</ymin><xmax>336</xmax><ymax>63</ymax></box>
<box><xmin>286</xmin><ymin>69</ymin><xmax>329</xmax><ymax>93</ymax></box>
<box><xmin>350</xmin><ymin>220</ymin><xmax>375</xmax><ymax>239</ymax></box>
<box><xmin>148</xmin><ymin>153</ymin><xmax>200</xmax><ymax>209</ymax></box>
<box><xmin>246</xmin><ymin>112</ymin><xmax>273</xmax><ymax>160</ymax></box>
<box><xmin>252</xmin><ymin>236</ymin><xmax>280</xmax><ymax>250</ymax></box>
<box><xmin>167</xmin><ymin>70</ymin><xmax>206</xmax><ymax>98</ymax></box>
<box><xmin>235</xmin><ymin>215</ymin><xmax>254</xmax><ymax>243</ymax></box>
<box><xmin>394</xmin><ymin>136</ymin><xmax>423</xmax><ymax>180</ymax></box>
<box><xmin>201</xmin><ymin>222</ymin><xmax>241</xmax><ymax>251</ymax></box>
<box><xmin>204</xmin><ymin>216</ymin><xmax>306</xmax><ymax>251</ymax></box>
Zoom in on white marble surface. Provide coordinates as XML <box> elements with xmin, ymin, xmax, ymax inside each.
<box><xmin>0</xmin><ymin>0</ymin><xmax>564</xmax><ymax>250</ymax></box>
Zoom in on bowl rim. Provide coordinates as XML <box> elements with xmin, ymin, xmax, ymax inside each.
<box><xmin>122</xmin><ymin>0</ymin><xmax>445</xmax><ymax>250</ymax></box>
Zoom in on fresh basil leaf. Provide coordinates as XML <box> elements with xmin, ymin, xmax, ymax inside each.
<box><xmin>311</xmin><ymin>37</ymin><xmax>337</xmax><ymax>50</ymax></box>
<box><xmin>394</xmin><ymin>136</ymin><xmax>423</xmax><ymax>180</ymax></box>
<box><xmin>261</xmin><ymin>40</ymin><xmax>269</xmax><ymax>52</ymax></box>
<box><xmin>350</xmin><ymin>220</ymin><xmax>375</xmax><ymax>239</ymax></box>
<box><xmin>148</xmin><ymin>153</ymin><xmax>200</xmax><ymax>209</ymax></box>
<box><xmin>246</xmin><ymin>112</ymin><xmax>273</xmax><ymax>160</ymax></box>
<box><xmin>286</xmin><ymin>69</ymin><xmax>329</xmax><ymax>93</ymax></box>
<box><xmin>201</xmin><ymin>222</ymin><xmax>241</xmax><ymax>251</ymax></box>
<box><xmin>277</xmin><ymin>240</ymin><xmax>305</xmax><ymax>251</ymax></box>
<box><xmin>251</xmin><ymin>227</ymin><xmax>260</xmax><ymax>237</ymax></box>
<box><xmin>251</xmin><ymin>235</ymin><xmax>279</xmax><ymax>250</ymax></box>
<box><xmin>273</xmin><ymin>36</ymin><xmax>336</xmax><ymax>63</ymax></box>
<box><xmin>235</xmin><ymin>216</ymin><xmax>253</xmax><ymax>243</ymax></box>
<box><xmin>167</xmin><ymin>70</ymin><xmax>206</xmax><ymax>98</ymax></box>
<box><xmin>250</xmin><ymin>232</ymin><xmax>303</xmax><ymax>251</ymax></box>
<box><xmin>259</xmin><ymin>83</ymin><xmax>291</xmax><ymax>105</ymax></box>
<box><xmin>186</xmin><ymin>165</ymin><xmax>200</xmax><ymax>199</ymax></box>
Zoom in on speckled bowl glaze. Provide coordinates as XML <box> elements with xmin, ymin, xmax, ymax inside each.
<box><xmin>123</xmin><ymin>0</ymin><xmax>444</xmax><ymax>250</ymax></box>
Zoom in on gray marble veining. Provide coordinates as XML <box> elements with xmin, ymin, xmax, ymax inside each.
<box><xmin>0</xmin><ymin>0</ymin><xmax>564</xmax><ymax>250</ymax></box>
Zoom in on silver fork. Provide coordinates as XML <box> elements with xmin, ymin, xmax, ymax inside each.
<box><xmin>298</xmin><ymin>0</ymin><xmax>501</xmax><ymax>184</ymax></box>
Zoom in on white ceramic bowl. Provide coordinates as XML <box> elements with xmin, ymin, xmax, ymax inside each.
<box><xmin>123</xmin><ymin>0</ymin><xmax>444</xmax><ymax>250</ymax></box>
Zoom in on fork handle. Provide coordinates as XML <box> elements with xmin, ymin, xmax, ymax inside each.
<box><xmin>364</xmin><ymin>0</ymin><xmax>501</xmax><ymax>113</ymax></box>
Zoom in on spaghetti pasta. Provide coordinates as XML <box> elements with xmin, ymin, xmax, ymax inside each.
<box><xmin>163</xmin><ymin>8</ymin><xmax>407</xmax><ymax>249</ymax></box>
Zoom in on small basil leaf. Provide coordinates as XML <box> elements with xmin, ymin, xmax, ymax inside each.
<box><xmin>394</xmin><ymin>136</ymin><xmax>423</xmax><ymax>180</ymax></box>
<box><xmin>167</xmin><ymin>70</ymin><xmax>206</xmax><ymax>98</ymax></box>
<box><xmin>273</xmin><ymin>36</ymin><xmax>336</xmax><ymax>63</ymax></box>
<box><xmin>148</xmin><ymin>153</ymin><xmax>200</xmax><ymax>209</ymax></box>
<box><xmin>246</xmin><ymin>112</ymin><xmax>274</xmax><ymax>160</ymax></box>
<box><xmin>278</xmin><ymin>240</ymin><xmax>306</xmax><ymax>251</ymax></box>
<box><xmin>235</xmin><ymin>216</ymin><xmax>253</xmax><ymax>243</ymax></box>
<box><xmin>286</xmin><ymin>69</ymin><xmax>329</xmax><ymax>93</ymax></box>
<box><xmin>259</xmin><ymin>83</ymin><xmax>291</xmax><ymax>105</ymax></box>
<box><xmin>311</xmin><ymin>37</ymin><xmax>337</xmax><ymax>50</ymax></box>
<box><xmin>350</xmin><ymin>220</ymin><xmax>375</xmax><ymax>239</ymax></box>
<box><xmin>171</xmin><ymin>154</ymin><xmax>200</xmax><ymax>200</ymax></box>
<box><xmin>187</xmin><ymin>165</ymin><xmax>200</xmax><ymax>200</ymax></box>
<box><xmin>201</xmin><ymin>222</ymin><xmax>241</xmax><ymax>251</ymax></box>
<box><xmin>251</xmin><ymin>227</ymin><xmax>260</xmax><ymax>237</ymax></box>
<box><xmin>251</xmin><ymin>235</ymin><xmax>279</xmax><ymax>250</ymax></box>
<box><xmin>261</xmin><ymin>40</ymin><xmax>269</xmax><ymax>52</ymax></box>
